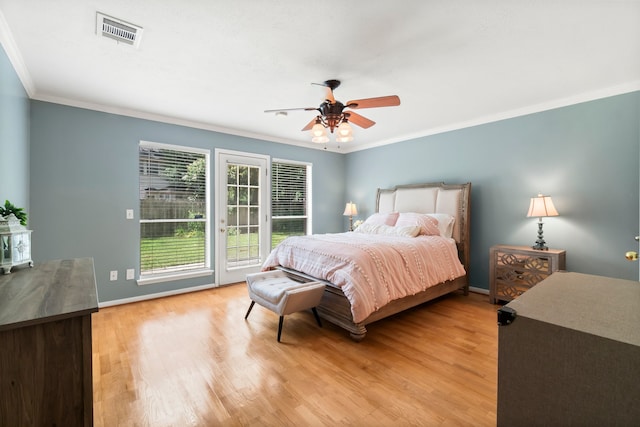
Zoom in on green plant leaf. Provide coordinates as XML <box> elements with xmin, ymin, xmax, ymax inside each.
<box><xmin>0</xmin><ymin>200</ymin><xmax>28</xmax><ymax>226</ymax></box>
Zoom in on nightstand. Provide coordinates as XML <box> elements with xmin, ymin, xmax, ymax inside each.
<box><xmin>490</xmin><ymin>245</ymin><xmax>566</xmax><ymax>304</ymax></box>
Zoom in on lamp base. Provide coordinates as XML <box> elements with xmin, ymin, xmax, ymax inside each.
<box><xmin>532</xmin><ymin>220</ymin><xmax>549</xmax><ymax>251</ymax></box>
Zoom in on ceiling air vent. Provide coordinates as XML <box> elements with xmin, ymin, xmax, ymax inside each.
<box><xmin>96</xmin><ymin>12</ymin><xmax>143</xmax><ymax>48</ymax></box>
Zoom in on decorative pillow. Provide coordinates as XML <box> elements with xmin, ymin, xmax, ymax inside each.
<box><xmin>354</xmin><ymin>223</ymin><xmax>421</xmax><ymax>237</ymax></box>
<box><xmin>354</xmin><ymin>223</ymin><xmax>383</xmax><ymax>234</ymax></box>
<box><xmin>395</xmin><ymin>213</ymin><xmax>441</xmax><ymax>236</ymax></box>
<box><xmin>363</xmin><ymin>212</ymin><xmax>399</xmax><ymax>226</ymax></box>
<box><xmin>426</xmin><ymin>213</ymin><xmax>456</xmax><ymax>238</ymax></box>
<box><xmin>387</xmin><ymin>225</ymin><xmax>421</xmax><ymax>237</ymax></box>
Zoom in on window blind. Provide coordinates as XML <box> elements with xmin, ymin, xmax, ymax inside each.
<box><xmin>139</xmin><ymin>142</ymin><xmax>208</xmax><ymax>276</ymax></box>
<box><xmin>271</xmin><ymin>161</ymin><xmax>310</xmax><ymax>248</ymax></box>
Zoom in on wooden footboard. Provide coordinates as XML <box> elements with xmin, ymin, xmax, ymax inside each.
<box><xmin>281</xmin><ymin>267</ymin><xmax>468</xmax><ymax>341</ymax></box>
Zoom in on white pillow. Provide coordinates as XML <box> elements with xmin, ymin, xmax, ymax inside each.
<box><xmin>354</xmin><ymin>223</ymin><xmax>383</xmax><ymax>234</ymax></box>
<box><xmin>363</xmin><ymin>212</ymin><xmax>399</xmax><ymax>226</ymax></box>
<box><xmin>388</xmin><ymin>225</ymin><xmax>422</xmax><ymax>237</ymax></box>
<box><xmin>354</xmin><ymin>223</ymin><xmax>421</xmax><ymax>237</ymax></box>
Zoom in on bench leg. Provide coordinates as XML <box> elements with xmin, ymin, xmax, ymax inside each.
<box><xmin>244</xmin><ymin>301</ymin><xmax>255</xmax><ymax>319</ymax></box>
<box><xmin>277</xmin><ymin>316</ymin><xmax>284</xmax><ymax>342</ymax></box>
<box><xmin>312</xmin><ymin>307</ymin><xmax>322</xmax><ymax>327</ymax></box>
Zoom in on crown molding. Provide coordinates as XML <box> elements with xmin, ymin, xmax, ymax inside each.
<box><xmin>0</xmin><ymin>9</ymin><xmax>34</xmax><ymax>97</ymax></box>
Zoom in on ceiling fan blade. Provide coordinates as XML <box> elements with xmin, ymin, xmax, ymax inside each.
<box><xmin>325</xmin><ymin>87</ymin><xmax>336</xmax><ymax>103</ymax></box>
<box><xmin>301</xmin><ymin>117</ymin><xmax>318</xmax><ymax>131</ymax></box>
<box><xmin>345</xmin><ymin>111</ymin><xmax>376</xmax><ymax>129</ymax></box>
<box><xmin>345</xmin><ymin>95</ymin><xmax>400</xmax><ymax>109</ymax></box>
<box><xmin>264</xmin><ymin>107</ymin><xmax>318</xmax><ymax>113</ymax></box>
<box><xmin>312</xmin><ymin>80</ymin><xmax>340</xmax><ymax>103</ymax></box>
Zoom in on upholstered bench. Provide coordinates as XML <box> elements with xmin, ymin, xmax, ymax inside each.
<box><xmin>245</xmin><ymin>270</ymin><xmax>325</xmax><ymax>342</ymax></box>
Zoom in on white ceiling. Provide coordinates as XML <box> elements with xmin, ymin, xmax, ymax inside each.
<box><xmin>1</xmin><ymin>1</ymin><xmax>639</xmax><ymax>153</ymax></box>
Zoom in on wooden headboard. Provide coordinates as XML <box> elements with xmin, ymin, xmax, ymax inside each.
<box><xmin>376</xmin><ymin>182</ymin><xmax>471</xmax><ymax>273</ymax></box>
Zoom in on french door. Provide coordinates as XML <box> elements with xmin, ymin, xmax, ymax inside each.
<box><xmin>215</xmin><ymin>150</ymin><xmax>270</xmax><ymax>285</ymax></box>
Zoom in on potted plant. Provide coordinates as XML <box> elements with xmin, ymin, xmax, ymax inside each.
<box><xmin>0</xmin><ymin>200</ymin><xmax>28</xmax><ymax>226</ymax></box>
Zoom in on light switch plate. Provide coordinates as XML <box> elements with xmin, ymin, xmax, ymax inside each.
<box><xmin>126</xmin><ymin>209</ymin><xmax>134</xmax><ymax>219</ymax></box>
<box><xmin>110</xmin><ymin>270</ymin><xmax>118</xmax><ymax>281</ymax></box>
<box><xmin>126</xmin><ymin>268</ymin><xmax>135</xmax><ymax>280</ymax></box>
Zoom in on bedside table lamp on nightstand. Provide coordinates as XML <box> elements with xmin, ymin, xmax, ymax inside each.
<box><xmin>527</xmin><ymin>193</ymin><xmax>559</xmax><ymax>251</ymax></box>
<box><xmin>343</xmin><ymin>202</ymin><xmax>358</xmax><ymax>231</ymax></box>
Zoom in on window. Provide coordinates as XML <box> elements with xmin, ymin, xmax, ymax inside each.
<box><xmin>139</xmin><ymin>141</ymin><xmax>210</xmax><ymax>282</ymax></box>
<box><xmin>226</xmin><ymin>163</ymin><xmax>261</xmax><ymax>266</ymax></box>
<box><xmin>271</xmin><ymin>160</ymin><xmax>311</xmax><ymax>249</ymax></box>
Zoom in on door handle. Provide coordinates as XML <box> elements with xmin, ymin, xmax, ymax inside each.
<box><xmin>220</xmin><ymin>228</ymin><xmax>226</xmax><ymax>233</ymax></box>
<box><xmin>626</xmin><ymin>235</ymin><xmax>640</xmax><ymax>260</ymax></box>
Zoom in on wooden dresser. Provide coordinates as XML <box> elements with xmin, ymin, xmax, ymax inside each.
<box><xmin>498</xmin><ymin>271</ymin><xmax>640</xmax><ymax>425</ymax></box>
<box><xmin>0</xmin><ymin>258</ymin><xmax>98</xmax><ymax>426</ymax></box>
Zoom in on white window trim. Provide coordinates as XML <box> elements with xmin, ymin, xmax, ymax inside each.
<box><xmin>136</xmin><ymin>269</ymin><xmax>213</xmax><ymax>286</ymax></box>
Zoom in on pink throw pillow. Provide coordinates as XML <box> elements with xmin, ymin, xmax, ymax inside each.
<box><xmin>395</xmin><ymin>213</ymin><xmax>440</xmax><ymax>236</ymax></box>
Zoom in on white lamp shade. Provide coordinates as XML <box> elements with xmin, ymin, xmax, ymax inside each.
<box><xmin>527</xmin><ymin>194</ymin><xmax>559</xmax><ymax>218</ymax></box>
<box><xmin>336</xmin><ymin>135</ymin><xmax>354</xmax><ymax>143</ymax></box>
<box><xmin>343</xmin><ymin>202</ymin><xmax>358</xmax><ymax>216</ymax></box>
<box><xmin>311</xmin><ymin>122</ymin><xmax>327</xmax><ymax>138</ymax></box>
<box><xmin>338</xmin><ymin>121</ymin><xmax>352</xmax><ymax>137</ymax></box>
<box><xmin>312</xmin><ymin>135</ymin><xmax>329</xmax><ymax>143</ymax></box>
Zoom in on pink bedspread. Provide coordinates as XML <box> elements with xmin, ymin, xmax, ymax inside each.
<box><xmin>262</xmin><ymin>233</ymin><xmax>466</xmax><ymax>323</ymax></box>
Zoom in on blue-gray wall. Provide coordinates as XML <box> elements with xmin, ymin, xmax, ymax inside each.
<box><xmin>0</xmin><ymin>43</ymin><xmax>29</xmax><ymax>211</ymax></box>
<box><xmin>345</xmin><ymin>92</ymin><xmax>640</xmax><ymax>289</ymax></box>
<box><xmin>29</xmin><ymin>102</ymin><xmax>345</xmax><ymax>302</ymax></box>
<box><xmin>2</xmin><ymin>43</ymin><xmax>639</xmax><ymax>301</ymax></box>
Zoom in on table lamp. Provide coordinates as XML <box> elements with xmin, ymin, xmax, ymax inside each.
<box><xmin>527</xmin><ymin>193</ymin><xmax>559</xmax><ymax>250</ymax></box>
<box><xmin>343</xmin><ymin>202</ymin><xmax>358</xmax><ymax>231</ymax></box>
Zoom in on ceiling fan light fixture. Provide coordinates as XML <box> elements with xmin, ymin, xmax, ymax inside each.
<box><xmin>311</xmin><ymin>121</ymin><xmax>327</xmax><ymax>137</ymax></box>
<box><xmin>265</xmin><ymin>79</ymin><xmax>400</xmax><ymax>146</ymax></box>
<box><xmin>312</xmin><ymin>135</ymin><xmax>330</xmax><ymax>143</ymax></box>
<box><xmin>338</xmin><ymin>121</ymin><xmax>352</xmax><ymax>137</ymax></box>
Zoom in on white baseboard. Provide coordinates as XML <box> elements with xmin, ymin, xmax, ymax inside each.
<box><xmin>99</xmin><ymin>282</ymin><xmax>489</xmax><ymax>308</ymax></box>
<box><xmin>98</xmin><ymin>282</ymin><xmax>218</xmax><ymax>308</ymax></box>
<box><xmin>469</xmin><ymin>285</ymin><xmax>489</xmax><ymax>295</ymax></box>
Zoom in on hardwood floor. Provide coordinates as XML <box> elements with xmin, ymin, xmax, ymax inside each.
<box><xmin>92</xmin><ymin>284</ymin><xmax>498</xmax><ymax>426</ymax></box>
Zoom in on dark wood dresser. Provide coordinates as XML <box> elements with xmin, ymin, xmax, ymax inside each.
<box><xmin>0</xmin><ymin>258</ymin><xmax>98</xmax><ymax>426</ymax></box>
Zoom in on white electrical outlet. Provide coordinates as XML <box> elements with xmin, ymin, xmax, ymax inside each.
<box><xmin>126</xmin><ymin>268</ymin><xmax>135</xmax><ymax>280</ymax></box>
<box><xmin>109</xmin><ymin>270</ymin><xmax>118</xmax><ymax>281</ymax></box>
<box><xmin>126</xmin><ymin>209</ymin><xmax>134</xmax><ymax>219</ymax></box>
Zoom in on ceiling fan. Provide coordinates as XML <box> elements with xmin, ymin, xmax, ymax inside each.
<box><xmin>264</xmin><ymin>80</ymin><xmax>400</xmax><ymax>143</ymax></box>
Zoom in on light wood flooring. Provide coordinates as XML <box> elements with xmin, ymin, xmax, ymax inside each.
<box><xmin>92</xmin><ymin>284</ymin><xmax>498</xmax><ymax>426</ymax></box>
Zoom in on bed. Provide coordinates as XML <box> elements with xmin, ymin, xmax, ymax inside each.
<box><xmin>263</xmin><ymin>182</ymin><xmax>471</xmax><ymax>341</ymax></box>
